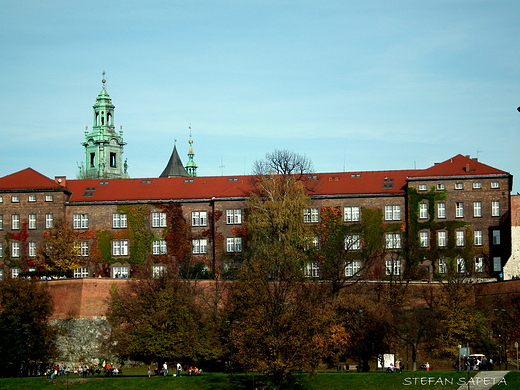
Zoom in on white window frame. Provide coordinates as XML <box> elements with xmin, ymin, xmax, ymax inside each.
<box><xmin>0</xmin><ymin>242</ymin><xmax>2</xmax><ymax>257</ymax></box>
<box><xmin>474</xmin><ymin>230</ymin><xmax>483</xmax><ymax>246</ymax></box>
<box><xmin>437</xmin><ymin>183</ymin><xmax>445</xmax><ymax>190</ymax></box>
<box><xmin>457</xmin><ymin>257</ymin><xmax>466</xmax><ymax>273</ymax></box>
<box><xmin>28</xmin><ymin>214</ymin><xmax>37</xmax><ymax>230</ymax></box>
<box><xmin>153</xmin><ymin>240</ymin><xmax>167</xmax><ymax>255</ymax></box>
<box><xmin>437</xmin><ymin>231</ymin><xmax>447</xmax><ymax>247</ymax></box>
<box><xmin>473</xmin><ymin>182</ymin><xmax>482</xmax><ymax>189</ymax></box>
<box><xmin>226</xmin><ymin>237</ymin><xmax>242</xmax><ymax>253</ymax></box>
<box><xmin>385</xmin><ymin>260</ymin><xmax>401</xmax><ymax>276</ymax></box>
<box><xmin>384</xmin><ymin>205</ymin><xmax>401</xmax><ymax>221</ymax></box>
<box><xmin>456</xmin><ymin>230</ymin><xmax>465</xmax><ymax>247</ymax></box>
<box><xmin>12</xmin><ymin>214</ymin><xmax>20</xmax><ymax>230</ymax></box>
<box><xmin>112</xmin><ymin>213</ymin><xmax>128</xmax><ymax>229</ymax></box>
<box><xmin>303</xmin><ymin>208</ymin><xmax>319</xmax><ymax>223</ymax></box>
<box><xmin>151</xmin><ymin>212</ymin><xmax>167</xmax><ymax>228</ymax></box>
<box><xmin>11</xmin><ymin>196</ymin><xmax>20</xmax><ymax>203</ymax></box>
<box><xmin>419</xmin><ymin>203</ymin><xmax>428</xmax><ymax>219</ymax></box>
<box><xmin>473</xmin><ymin>202</ymin><xmax>482</xmax><ymax>218</ymax></box>
<box><xmin>438</xmin><ymin>258</ymin><xmax>447</xmax><ymax>274</ymax></box>
<box><xmin>419</xmin><ymin>231</ymin><xmax>429</xmax><ymax>248</ymax></box>
<box><xmin>491</xmin><ymin>182</ymin><xmax>500</xmax><ymax>189</ymax></box>
<box><xmin>74</xmin><ymin>267</ymin><xmax>89</xmax><ymax>278</ymax></box>
<box><xmin>0</xmin><ymin>215</ymin><xmax>3</xmax><ymax>230</ymax></box>
<box><xmin>454</xmin><ymin>183</ymin><xmax>463</xmax><ymax>190</ymax></box>
<box><xmin>304</xmin><ymin>262</ymin><xmax>320</xmax><ymax>278</ymax></box>
<box><xmin>45</xmin><ymin>214</ymin><xmax>53</xmax><ymax>229</ymax></box>
<box><xmin>492</xmin><ymin>230</ymin><xmax>500</xmax><ymax>245</ymax></box>
<box><xmin>112</xmin><ymin>266</ymin><xmax>129</xmax><ymax>278</ymax></box>
<box><xmin>11</xmin><ymin>242</ymin><xmax>20</xmax><ymax>258</ymax></box>
<box><xmin>11</xmin><ymin>268</ymin><xmax>20</xmax><ymax>278</ymax></box>
<box><xmin>475</xmin><ymin>256</ymin><xmax>484</xmax><ymax>273</ymax></box>
<box><xmin>45</xmin><ymin>195</ymin><xmax>54</xmax><ymax>202</ymax></box>
<box><xmin>192</xmin><ymin>238</ymin><xmax>208</xmax><ymax>254</ymax></box>
<box><xmin>28</xmin><ymin>195</ymin><xmax>36</xmax><ymax>202</ymax></box>
<box><xmin>437</xmin><ymin>202</ymin><xmax>446</xmax><ymax>219</ymax></box>
<box><xmin>492</xmin><ymin>201</ymin><xmax>500</xmax><ymax>217</ymax></box>
<box><xmin>345</xmin><ymin>260</ymin><xmax>361</xmax><ymax>277</ymax></box>
<box><xmin>191</xmin><ymin>211</ymin><xmax>208</xmax><ymax>227</ymax></box>
<box><xmin>226</xmin><ymin>209</ymin><xmax>242</xmax><ymax>224</ymax></box>
<box><xmin>77</xmin><ymin>241</ymin><xmax>89</xmax><ymax>256</ymax></box>
<box><xmin>112</xmin><ymin>240</ymin><xmax>129</xmax><ymax>256</ymax></box>
<box><xmin>28</xmin><ymin>241</ymin><xmax>37</xmax><ymax>257</ymax></box>
<box><xmin>418</xmin><ymin>184</ymin><xmax>427</xmax><ymax>191</ymax></box>
<box><xmin>385</xmin><ymin>233</ymin><xmax>401</xmax><ymax>249</ymax></box>
<box><xmin>344</xmin><ymin>206</ymin><xmax>360</xmax><ymax>222</ymax></box>
<box><xmin>152</xmin><ymin>264</ymin><xmax>166</xmax><ymax>278</ymax></box>
<box><xmin>345</xmin><ymin>234</ymin><xmax>361</xmax><ymax>250</ymax></box>
<box><xmin>455</xmin><ymin>202</ymin><xmax>464</xmax><ymax>218</ymax></box>
<box><xmin>73</xmin><ymin>214</ymin><xmax>89</xmax><ymax>229</ymax></box>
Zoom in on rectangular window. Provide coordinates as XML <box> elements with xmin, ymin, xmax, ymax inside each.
<box><xmin>456</xmin><ymin>230</ymin><xmax>465</xmax><ymax>247</ymax></box>
<box><xmin>112</xmin><ymin>213</ymin><xmax>128</xmax><ymax>228</ymax></box>
<box><xmin>457</xmin><ymin>258</ymin><xmax>466</xmax><ymax>273</ymax></box>
<box><xmin>0</xmin><ymin>242</ymin><xmax>2</xmax><ymax>257</ymax></box>
<box><xmin>455</xmin><ymin>183</ymin><xmax>463</xmax><ymax>190</ymax></box>
<box><xmin>437</xmin><ymin>231</ymin><xmax>447</xmax><ymax>247</ymax></box>
<box><xmin>492</xmin><ymin>230</ymin><xmax>501</xmax><ymax>245</ymax></box>
<box><xmin>45</xmin><ymin>195</ymin><xmax>54</xmax><ymax>202</ymax></box>
<box><xmin>191</xmin><ymin>211</ymin><xmax>208</xmax><ymax>227</ymax></box>
<box><xmin>192</xmin><ymin>239</ymin><xmax>208</xmax><ymax>254</ymax></box>
<box><xmin>437</xmin><ymin>183</ymin><xmax>445</xmax><ymax>190</ymax></box>
<box><xmin>493</xmin><ymin>257</ymin><xmax>501</xmax><ymax>272</ymax></box>
<box><xmin>226</xmin><ymin>209</ymin><xmax>242</xmax><ymax>224</ymax></box>
<box><xmin>455</xmin><ymin>202</ymin><xmax>464</xmax><ymax>218</ymax></box>
<box><xmin>345</xmin><ymin>260</ymin><xmax>361</xmax><ymax>277</ymax></box>
<box><xmin>73</xmin><ymin>214</ymin><xmax>89</xmax><ymax>229</ymax></box>
<box><xmin>305</xmin><ymin>262</ymin><xmax>320</xmax><ymax>278</ymax></box>
<box><xmin>112</xmin><ymin>266</ymin><xmax>129</xmax><ymax>278</ymax></box>
<box><xmin>418</xmin><ymin>184</ymin><xmax>427</xmax><ymax>191</ymax></box>
<box><xmin>474</xmin><ymin>230</ymin><xmax>483</xmax><ymax>246</ymax></box>
<box><xmin>74</xmin><ymin>268</ymin><xmax>89</xmax><ymax>278</ymax></box>
<box><xmin>437</xmin><ymin>202</ymin><xmax>446</xmax><ymax>219</ymax></box>
<box><xmin>385</xmin><ymin>205</ymin><xmax>401</xmax><ymax>221</ymax></box>
<box><xmin>153</xmin><ymin>240</ymin><xmax>167</xmax><ymax>255</ymax></box>
<box><xmin>0</xmin><ymin>196</ymin><xmax>2</xmax><ymax>203</ymax></box>
<box><xmin>0</xmin><ymin>215</ymin><xmax>3</xmax><ymax>230</ymax></box>
<box><xmin>151</xmin><ymin>212</ymin><xmax>167</xmax><ymax>228</ymax></box>
<box><xmin>28</xmin><ymin>214</ymin><xmax>37</xmax><ymax>230</ymax></box>
<box><xmin>152</xmin><ymin>265</ymin><xmax>166</xmax><ymax>278</ymax></box>
<box><xmin>491</xmin><ymin>182</ymin><xmax>500</xmax><ymax>189</ymax></box>
<box><xmin>492</xmin><ymin>201</ymin><xmax>500</xmax><ymax>217</ymax></box>
<box><xmin>473</xmin><ymin>182</ymin><xmax>482</xmax><ymax>189</ymax></box>
<box><xmin>11</xmin><ymin>242</ymin><xmax>20</xmax><ymax>258</ymax></box>
<box><xmin>419</xmin><ymin>203</ymin><xmax>428</xmax><ymax>219</ymax></box>
<box><xmin>226</xmin><ymin>237</ymin><xmax>243</xmax><ymax>253</ymax></box>
<box><xmin>45</xmin><ymin>214</ymin><xmax>53</xmax><ymax>229</ymax></box>
<box><xmin>28</xmin><ymin>241</ymin><xmax>37</xmax><ymax>257</ymax></box>
<box><xmin>475</xmin><ymin>256</ymin><xmax>484</xmax><ymax>273</ymax></box>
<box><xmin>385</xmin><ymin>233</ymin><xmax>401</xmax><ymax>249</ymax></box>
<box><xmin>11</xmin><ymin>268</ymin><xmax>20</xmax><ymax>278</ymax></box>
<box><xmin>303</xmin><ymin>208</ymin><xmax>319</xmax><ymax>223</ymax></box>
<box><xmin>345</xmin><ymin>234</ymin><xmax>361</xmax><ymax>250</ymax></box>
<box><xmin>11</xmin><ymin>196</ymin><xmax>20</xmax><ymax>203</ymax></box>
<box><xmin>28</xmin><ymin>195</ymin><xmax>36</xmax><ymax>202</ymax></box>
<box><xmin>76</xmin><ymin>241</ymin><xmax>89</xmax><ymax>257</ymax></box>
<box><xmin>385</xmin><ymin>260</ymin><xmax>401</xmax><ymax>276</ymax></box>
<box><xmin>12</xmin><ymin>214</ymin><xmax>20</xmax><ymax>230</ymax></box>
<box><xmin>419</xmin><ymin>231</ymin><xmax>429</xmax><ymax>248</ymax></box>
<box><xmin>112</xmin><ymin>240</ymin><xmax>129</xmax><ymax>256</ymax></box>
<box><xmin>439</xmin><ymin>258</ymin><xmax>447</xmax><ymax>274</ymax></box>
<box><xmin>344</xmin><ymin>206</ymin><xmax>361</xmax><ymax>222</ymax></box>
<box><xmin>312</xmin><ymin>236</ymin><xmax>319</xmax><ymax>249</ymax></box>
<box><xmin>473</xmin><ymin>201</ymin><xmax>482</xmax><ymax>218</ymax></box>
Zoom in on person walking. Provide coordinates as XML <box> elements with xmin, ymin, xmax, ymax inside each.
<box><xmin>162</xmin><ymin>362</ymin><xmax>168</xmax><ymax>377</ymax></box>
<box><xmin>176</xmin><ymin>362</ymin><xmax>182</xmax><ymax>377</ymax></box>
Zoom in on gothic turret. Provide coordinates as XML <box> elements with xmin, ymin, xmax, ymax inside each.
<box><xmin>160</xmin><ymin>140</ymin><xmax>189</xmax><ymax>178</ymax></box>
<box><xmin>78</xmin><ymin>73</ymin><xmax>128</xmax><ymax>179</ymax></box>
<box><xmin>185</xmin><ymin>128</ymin><xmax>198</xmax><ymax>177</ymax></box>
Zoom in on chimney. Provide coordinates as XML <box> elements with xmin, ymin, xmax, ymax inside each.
<box><xmin>465</xmin><ymin>163</ymin><xmax>470</xmax><ymax>173</ymax></box>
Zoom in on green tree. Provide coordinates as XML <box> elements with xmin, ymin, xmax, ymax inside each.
<box><xmin>0</xmin><ymin>278</ymin><xmax>56</xmax><ymax>377</ymax></box>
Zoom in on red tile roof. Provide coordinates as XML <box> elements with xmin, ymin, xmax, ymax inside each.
<box><xmin>409</xmin><ymin>154</ymin><xmax>509</xmax><ymax>178</ymax></box>
<box><xmin>0</xmin><ymin>168</ymin><xmax>64</xmax><ymax>190</ymax></box>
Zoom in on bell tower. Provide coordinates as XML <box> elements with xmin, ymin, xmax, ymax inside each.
<box><xmin>79</xmin><ymin>73</ymin><xmax>128</xmax><ymax>179</ymax></box>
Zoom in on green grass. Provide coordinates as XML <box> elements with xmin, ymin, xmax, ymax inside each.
<box><xmin>0</xmin><ymin>370</ymin><xmax>485</xmax><ymax>390</ymax></box>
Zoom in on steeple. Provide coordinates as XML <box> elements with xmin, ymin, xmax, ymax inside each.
<box><xmin>185</xmin><ymin>125</ymin><xmax>198</xmax><ymax>177</ymax></box>
<box><xmin>78</xmin><ymin>72</ymin><xmax>128</xmax><ymax>179</ymax></box>
<box><xmin>160</xmin><ymin>140</ymin><xmax>189</xmax><ymax>178</ymax></box>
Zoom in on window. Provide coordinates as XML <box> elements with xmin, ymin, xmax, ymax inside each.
<box><xmin>474</xmin><ymin>230</ymin><xmax>483</xmax><ymax>246</ymax></box>
<box><xmin>473</xmin><ymin>182</ymin><xmax>482</xmax><ymax>189</ymax></box>
<box><xmin>437</xmin><ymin>183</ymin><xmax>445</xmax><ymax>190</ymax></box>
<box><xmin>78</xmin><ymin>241</ymin><xmax>89</xmax><ymax>256</ymax></box>
<box><xmin>151</xmin><ymin>212</ymin><xmax>167</xmax><ymax>228</ymax></box>
<box><xmin>456</xmin><ymin>230</ymin><xmax>465</xmax><ymax>247</ymax></box>
<box><xmin>0</xmin><ymin>196</ymin><xmax>2</xmax><ymax>203</ymax></box>
<box><xmin>345</xmin><ymin>261</ymin><xmax>361</xmax><ymax>277</ymax></box>
<box><xmin>492</xmin><ymin>201</ymin><xmax>500</xmax><ymax>217</ymax></box>
<box><xmin>473</xmin><ymin>202</ymin><xmax>482</xmax><ymax>217</ymax></box>
<box><xmin>311</xmin><ymin>236</ymin><xmax>319</xmax><ymax>249</ymax></box>
<box><xmin>11</xmin><ymin>242</ymin><xmax>20</xmax><ymax>258</ymax></box>
<box><xmin>344</xmin><ymin>206</ymin><xmax>360</xmax><ymax>222</ymax></box>
<box><xmin>112</xmin><ymin>240</ymin><xmax>129</xmax><ymax>256</ymax></box>
<box><xmin>457</xmin><ymin>258</ymin><xmax>466</xmax><ymax>273</ymax></box>
<box><xmin>152</xmin><ymin>264</ymin><xmax>166</xmax><ymax>278</ymax></box>
<box><xmin>439</xmin><ymin>258</ymin><xmax>447</xmax><ymax>274</ymax></box>
<box><xmin>475</xmin><ymin>256</ymin><xmax>484</xmax><ymax>273</ymax></box>
<box><xmin>455</xmin><ymin>183</ymin><xmax>463</xmax><ymax>190</ymax></box>
<box><xmin>28</xmin><ymin>195</ymin><xmax>36</xmax><ymax>202</ymax></box>
<box><xmin>192</xmin><ymin>239</ymin><xmax>208</xmax><ymax>254</ymax></box>
<box><xmin>11</xmin><ymin>268</ymin><xmax>20</xmax><ymax>278</ymax></box>
<box><xmin>493</xmin><ymin>257</ymin><xmax>501</xmax><ymax>272</ymax></box>
<box><xmin>419</xmin><ymin>203</ymin><xmax>428</xmax><ymax>219</ymax></box>
<box><xmin>0</xmin><ymin>215</ymin><xmax>3</xmax><ymax>230</ymax></box>
<box><xmin>491</xmin><ymin>182</ymin><xmax>500</xmax><ymax>189</ymax></box>
<box><xmin>385</xmin><ymin>233</ymin><xmax>401</xmax><ymax>249</ymax></box>
<box><xmin>303</xmin><ymin>208</ymin><xmax>319</xmax><ymax>223</ymax></box>
<box><xmin>74</xmin><ymin>268</ymin><xmax>89</xmax><ymax>278</ymax></box>
<box><xmin>0</xmin><ymin>242</ymin><xmax>2</xmax><ymax>257</ymax></box>
<box><xmin>492</xmin><ymin>230</ymin><xmax>501</xmax><ymax>245</ymax></box>
<box><xmin>418</xmin><ymin>184</ymin><xmax>427</xmax><ymax>191</ymax></box>
<box><xmin>11</xmin><ymin>196</ymin><xmax>20</xmax><ymax>203</ymax></box>
<box><xmin>437</xmin><ymin>202</ymin><xmax>446</xmax><ymax>219</ymax></box>
<box><xmin>28</xmin><ymin>214</ymin><xmax>37</xmax><ymax>229</ymax></box>
<box><xmin>419</xmin><ymin>231</ymin><xmax>429</xmax><ymax>248</ymax></box>
<box><xmin>45</xmin><ymin>214</ymin><xmax>53</xmax><ymax>229</ymax></box>
<box><xmin>305</xmin><ymin>262</ymin><xmax>320</xmax><ymax>278</ymax></box>
<box><xmin>73</xmin><ymin>214</ymin><xmax>89</xmax><ymax>229</ymax></box>
<box><xmin>112</xmin><ymin>213</ymin><xmax>128</xmax><ymax>228</ymax></box>
<box><xmin>45</xmin><ymin>195</ymin><xmax>54</xmax><ymax>202</ymax></box>
<box><xmin>191</xmin><ymin>211</ymin><xmax>207</xmax><ymax>227</ymax></box>
<box><xmin>437</xmin><ymin>231</ymin><xmax>447</xmax><ymax>247</ymax></box>
<box><xmin>385</xmin><ymin>205</ymin><xmax>401</xmax><ymax>221</ymax></box>
<box><xmin>153</xmin><ymin>240</ymin><xmax>167</xmax><ymax>255</ymax></box>
<box><xmin>226</xmin><ymin>237</ymin><xmax>242</xmax><ymax>253</ymax></box>
<box><xmin>226</xmin><ymin>209</ymin><xmax>242</xmax><ymax>224</ymax></box>
<box><xmin>0</xmin><ymin>269</ymin><xmax>2</xmax><ymax>280</ymax></box>
<box><xmin>455</xmin><ymin>202</ymin><xmax>464</xmax><ymax>218</ymax></box>
<box><xmin>28</xmin><ymin>242</ymin><xmax>37</xmax><ymax>257</ymax></box>
<box><xmin>385</xmin><ymin>260</ymin><xmax>401</xmax><ymax>276</ymax></box>
<box><xmin>345</xmin><ymin>234</ymin><xmax>361</xmax><ymax>250</ymax></box>
<box><xmin>112</xmin><ymin>266</ymin><xmax>129</xmax><ymax>278</ymax></box>
<box><xmin>12</xmin><ymin>214</ymin><xmax>20</xmax><ymax>230</ymax></box>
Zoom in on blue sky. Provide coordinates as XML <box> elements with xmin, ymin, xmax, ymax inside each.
<box><xmin>1</xmin><ymin>1</ymin><xmax>520</xmax><ymax>191</ymax></box>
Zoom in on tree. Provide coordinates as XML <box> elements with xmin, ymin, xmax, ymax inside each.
<box><xmin>0</xmin><ymin>278</ymin><xmax>56</xmax><ymax>377</ymax></box>
<box><xmin>252</xmin><ymin>149</ymin><xmax>314</xmax><ymax>179</ymax></box>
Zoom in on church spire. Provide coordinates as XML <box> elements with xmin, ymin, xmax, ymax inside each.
<box><xmin>160</xmin><ymin>139</ymin><xmax>189</xmax><ymax>178</ymax></box>
<box><xmin>185</xmin><ymin>125</ymin><xmax>198</xmax><ymax>177</ymax></box>
<box><xmin>79</xmin><ymin>73</ymin><xmax>128</xmax><ymax>179</ymax></box>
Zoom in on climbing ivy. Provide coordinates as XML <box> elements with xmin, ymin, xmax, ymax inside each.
<box><xmin>117</xmin><ymin>205</ymin><xmax>153</xmax><ymax>267</ymax></box>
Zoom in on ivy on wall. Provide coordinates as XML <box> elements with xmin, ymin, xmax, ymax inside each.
<box><xmin>117</xmin><ymin>205</ymin><xmax>153</xmax><ymax>267</ymax></box>
<box><xmin>3</xmin><ymin>222</ymin><xmax>29</xmax><ymax>269</ymax></box>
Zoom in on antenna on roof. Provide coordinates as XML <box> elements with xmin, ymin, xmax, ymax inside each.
<box><xmin>219</xmin><ymin>157</ymin><xmax>225</xmax><ymax>176</ymax></box>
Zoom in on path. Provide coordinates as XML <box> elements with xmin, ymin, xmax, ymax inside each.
<box><xmin>456</xmin><ymin>370</ymin><xmax>509</xmax><ymax>390</ymax></box>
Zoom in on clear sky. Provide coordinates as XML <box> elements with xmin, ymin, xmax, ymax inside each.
<box><xmin>1</xmin><ymin>1</ymin><xmax>520</xmax><ymax>191</ymax></box>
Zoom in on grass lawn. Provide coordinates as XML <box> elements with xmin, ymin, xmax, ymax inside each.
<box><xmin>0</xmin><ymin>370</ymin><xmax>487</xmax><ymax>390</ymax></box>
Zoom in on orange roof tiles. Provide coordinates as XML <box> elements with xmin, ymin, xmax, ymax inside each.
<box><xmin>0</xmin><ymin>168</ymin><xmax>65</xmax><ymax>190</ymax></box>
<box><xmin>409</xmin><ymin>154</ymin><xmax>509</xmax><ymax>178</ymax></box>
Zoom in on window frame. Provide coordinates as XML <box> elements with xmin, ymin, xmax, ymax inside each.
<box><xmin>385</xmin><ymin>233</ymin><xmax>402</xmax><ymax>249</ymax></box>
<box><xmin>345</xmin><ymin>260</ymin><xmax>362</xmax><ymax>277</ymax></box>
<box><xmin>226</xmin><ymin>209</ymin><xmax>242</xmax><ymax>224</ymax></box>
<box><xmin>437</xmin><ymin>231</ymin><xmax>447</xmax><ymax>247</ymax></box>
<box><xmin>437</xmin><ymin>202</ymin><xmax>446</xmax><ymax>219</ymax></box>
<box><xmin>456</xmin><ymin>230</ymin><xmax>465</xmax><ymax>247</ymax></box>
<box><xmin>73</xmin><ymin>214</ymin><xmax>89</xmax><ymax>229</ymax></box>
<box><xmin>12</xmin><ymin>214</ymin><xmax>20</xmax><ymax>230</ymax></box>
<box><xmin>151</xmin><ymin>212</ymin><xmax>167</xmax><ymax>228</ymax></box>
<box><xmin>152</xmin><ymin>240</ymin><xmax>167</xmax><ymax>255</ymax></box>
<box><xmin>344</xmin><ymin>206</ymin><xmax>361</xmax><ymax>222</ymax></box>
<box><xmin>491</xmin><ymin>201</ymin><xmax>500</xmax><ymax>217</ymax></box>
<box><xmin>226</xmin><ymin>237</ymin><xmax>243</xmax><ymax>253</ymax></box>
<box><xmin>303</xmin><ymin>208</ymin><xmax>319</xmax><ymax>223</ymax></box>
<box><xmin>473</xmin><ymin>201</ymin><xmax>482</xmax><ymax>218</ymax></box>
<box><xmin>419</xmin><ymin>203</ymin><xmax>428</xmax><ymax>219</ymax></box>
<box><xmin>385</xmin><ymin>259</ymin><xmax>401</xmax><ymax>276</ymax></box>
<box><xmin>28</xmin><ymin>214</ymin><xmax>37</xmax><ymax>230</ymax></box>
<box><xmin>455</xmin><ymin>202</ymin><xmax>464</xmax><ymax>218</ymax></box>
<box><xmin>384</xmin><ymin>205</ymin><xmax>401</xmax><ymax>221</ymax></box>
<box><xmin>345</xmin><ymin>234</ymin><xmax>361</xmax><ymax>251</ymax></box>
<box><xmin>192</xmin><ymin>238</ymin><xmax>208</xmax><ymax>254</ymax></box>
<box><xmin>419</xmin><ymin>231</ymin><xmax>429</xmax><ymax>248</ymax></box>
<box><xmin>191</xmin><ymin>211</ymin><xmax>208</xmax><ymax>227</ymax></box>
<box><xmin>112</xmin><ymin>213</ymin><xmax>128</xmax><ymax>229</ymax></box>
<box><xmin>112</xmin><ymin>240</ymin><xmax>129</xmax><ymax>256</ymax></box>
<box><xmin>474</xmin><ymin>230</ymin><xmax>483</xmax><ymax>246</ymax></box>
